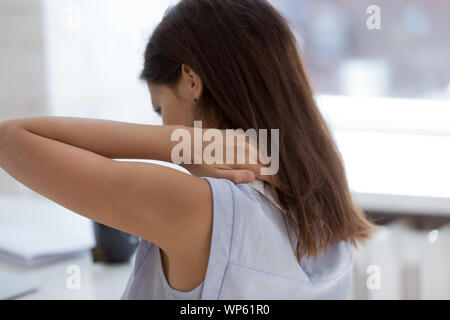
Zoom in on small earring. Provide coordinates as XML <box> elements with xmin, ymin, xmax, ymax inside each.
<box><xmin>193</xmin><ymin>97</ymin><xmax>198</xmax><ymax>103</ymax></box>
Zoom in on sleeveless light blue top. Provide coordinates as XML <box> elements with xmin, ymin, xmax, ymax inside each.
<box><xmin>121</xmin><ymin>177</ymin><xmax>353</xmax><ymax>300</ymax></box>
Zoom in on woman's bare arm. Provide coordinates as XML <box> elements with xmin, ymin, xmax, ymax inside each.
<box><xmin>2</xmin><ymin>116</ymin><xmax>179</xmax><ymax>161</ymax></box>
<box><xmin>0</xmin><ymin>119</ymin><xmax>213</xmax><ymax>255</ymax></box>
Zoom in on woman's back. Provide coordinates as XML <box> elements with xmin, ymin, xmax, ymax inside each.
<box><xmin>121</xmin><ymin>177</ymin><xmax>353</xmax><ymax>299</ymax></box>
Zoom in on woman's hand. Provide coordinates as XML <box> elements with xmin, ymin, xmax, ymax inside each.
<box><xmin>174</xmin><ymin>128</ymin><xmax>279</xmax><ymax>186</ymax></box>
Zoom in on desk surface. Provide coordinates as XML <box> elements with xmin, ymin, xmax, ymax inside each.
<box><xmin>0</xmin><ymin>252</ymin><xmax>134</xmax><ymax>300</ymax></box>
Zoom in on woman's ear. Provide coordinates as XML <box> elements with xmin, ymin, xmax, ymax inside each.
<box><xmin>181</xmin><ymin>64</ymin><xmax>203</xmax><ymax>101</ymax></box>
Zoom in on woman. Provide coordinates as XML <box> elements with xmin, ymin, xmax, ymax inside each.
<box><xmin>0</xmin><ymin>0</ymin><xmax>376</xmax><ymax>299</ymax></box>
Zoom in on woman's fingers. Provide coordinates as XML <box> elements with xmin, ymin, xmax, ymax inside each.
<box><xmin>183</xmin><ymin>164</ymin><xmax>256</xmax><ymax>184</ymax></box>
<box><xmin>210</xmin><ymin>168</ymin><xmax>256</xmax><ymax>184</ymax></box>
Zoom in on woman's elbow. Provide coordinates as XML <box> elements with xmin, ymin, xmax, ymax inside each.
<box><xmin>0</xmin><ymin>119</ymin><xmax>22</xmax><ymax>153</ymax></box>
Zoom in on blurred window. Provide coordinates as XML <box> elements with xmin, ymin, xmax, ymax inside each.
<box><xmin>274</xmin><ymin>0</ymin><xmax>450</xmax><ymax>100</ymax></box>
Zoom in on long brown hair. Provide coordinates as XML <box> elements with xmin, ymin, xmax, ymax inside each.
<box><xmin>141</xmin><ymin>0</ymin><xmax>377</xmax><ymax>262</ymax></box>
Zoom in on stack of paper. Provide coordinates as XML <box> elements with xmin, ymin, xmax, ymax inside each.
<box><xmin>0</xmin><ymin>195</ymin><xmax>96</xmax><ymax>268</ymax></box>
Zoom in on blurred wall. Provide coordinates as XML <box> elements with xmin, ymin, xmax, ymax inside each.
<box><xmin>40</xmin><ymin>0</ymin><xmax>170</xmax><ymax>121</ymax></box>
<box><xmin>0</xmin><ymin>0</ymin><xmax>178</xmax><ymax>196</ymax></box>
<box><xmin>0</xmin><ymin>0</ymin><xmax>48</xmax><ymax>119</ymax></box>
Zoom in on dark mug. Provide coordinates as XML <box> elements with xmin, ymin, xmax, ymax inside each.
<box><xmin>91</xmin><ymin>222</ymin><xmax>139</xmax><ymax>263</ymax></box>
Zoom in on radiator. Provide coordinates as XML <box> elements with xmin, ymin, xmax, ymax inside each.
<box><xmin>351</xmin><ymin>219</ymin><xmax>450</xmax><ymax>299</ymax></box>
